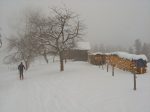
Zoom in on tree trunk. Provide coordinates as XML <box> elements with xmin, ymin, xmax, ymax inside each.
<box><xmin>24</xmin><ymin>60</ymin><xmax>30</xmax><ymax>70</ymax></box>
<box><xmin>43</xmin><ymin>51</ymin><xmax>48</xmax><ymax>63</ymax></box>
<box><xmin>59</xmin><ymin>51</ymin><xmax>64</xmax><ymax>71</ymax></box>
<box><xmin>25</xmin><ymin>61</ymin><xmax>28</xmax><ymax>70</ymax></box>
<box><xmin>133</xmin><ymin>73</ymin><xmax>136</xmax><ymax>90</ymax></box>
<box><xmin>112</xmin><ymin>64</ymin><xmax>114</xmax><ymax>76</ymax></box>
<box><xmin>107</xmin><ymin>63</ymin><xmax>109</xmax><ymax>72</ymax></box>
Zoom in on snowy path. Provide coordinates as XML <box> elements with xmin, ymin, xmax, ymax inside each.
<box><xmin>0</xmin><ymin>62</ymin><xmax>150</xmax><ymax>112</ymax></box>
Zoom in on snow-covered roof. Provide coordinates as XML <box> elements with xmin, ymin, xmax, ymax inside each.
<box><xmin>89</xmin><ymin>52</ymin><xmax>105</xmax><ymax>55</ymax></box>
<box><xmin>89</xmin><ymin>51</ymin><xmax>147</xmax><ymax>61</ymax></box>
<box><xmin>74</xmin><ymin>42</ymin><xmax>91</xmax><ymax>50</ymax></box>
<box><xmin>111</xmin><ymin>52</ymin><xmax>148</xmax><ymax>61</ymax></box>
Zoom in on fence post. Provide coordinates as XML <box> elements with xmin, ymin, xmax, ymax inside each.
<box><xmin>130</xmin><ymin>61</ymin><xmax>137</xmax><ymax>91</ymax></box>
<box><xmin>133</xmin><ymin>73</ymin><xmax>136</xmax><ymax>90</ymax></box>
<box><xmin>133</xmin><ymin>67</ymin><xmax>137</xmax><ymax>91</ymax></box>
<box><xmin>112</xmin><ymin>64</ymin><xmax>115</xmax><ymax>76</ymax></box>
<box><xmin>107</xmin><ymin>63</ymin><xmax>109</xmax><ymax>72</ymax></box>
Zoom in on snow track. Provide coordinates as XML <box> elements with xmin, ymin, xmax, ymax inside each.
<box><xmin>0</xmin><ymin>61</ymin><xmax>150</xmax><ymax>112</ymax></box>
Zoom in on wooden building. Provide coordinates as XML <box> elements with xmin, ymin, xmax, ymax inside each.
<box><xmin>88</xmin><ymin>52</ymin><xmax>106</xmax><ymax>65</ymax></box>
<box><xmin>64</xmin><ymin>42</ymin><xmax>91</xmax><ymax>61</ymax></box>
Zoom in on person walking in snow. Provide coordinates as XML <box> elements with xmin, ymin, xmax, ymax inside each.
<box><xmin>18</xmin><ymin>62</ymin><xmax>25</xmax><ymax>80</ymax></box>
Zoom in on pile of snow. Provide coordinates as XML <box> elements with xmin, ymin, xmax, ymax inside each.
<box><xmin>88</xmin><ymin>51</ymin><xmax>147</xmax><ymax>61</ymax></box>
<box><xmin>90</xmin><ymin>51</ymin><xmax>148</xmax><ymax>61</ymax></box>
<box><xmin>89</xmin><ymin>52</ymin><xmax>104</xmax><ymax>55</ymax></box>
<box><xmin>112</xmin><ymin>52</ymin><xmax>148</xmax><ymax>61</ymax></box>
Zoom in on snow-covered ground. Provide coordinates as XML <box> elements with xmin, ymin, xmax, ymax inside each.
<box><xmin>0</xmin><ymin>59</ymin><xmax>150</xmax><ymax>112</ymax></box>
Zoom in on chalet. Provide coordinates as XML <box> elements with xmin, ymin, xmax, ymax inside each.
<box><xmin>64</xmin><ymin>42</ymin><xmax>91</xmax><ymax>61</ymax></box>
<box><xmin>88</xmin><ymin>52</ymin><xmax>106</xmax><ymax>65</ymax></box>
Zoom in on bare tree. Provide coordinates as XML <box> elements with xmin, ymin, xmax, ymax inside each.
<box><xmin>5</xmin><ymin>10</ymin><xmax>40</xmax><ymax>70</ymax></box>
<box><xmin>5</xmin><ymin>33</ymin><xmax>35</xmax><ymax>70</ymax></box>
<box><xmin>25</xmin><ymin>10</ymin><xmax>59</xmax><ymax>63</ymax></box>
<box><xmin>99</xmin><ymin>44</ymin><xmax>109</xmax><ymax>53</ymax></box>
<box><xmin>5</xmin><ymin>10</ymin><xmax>51</xmax><ymax>68</ymax></box>
<box><xmin>141</xmin><ymin>42</ymin><xmax>150</xmax><ymax>61</ymax></box>
<box><xmin>91</xmin><ymin>44</ymin><xmax>99</xmax><ymax>52</ymax></box>
<box><xmin>133</xmin><ymin>39</ymin><xmax>150</xmax><ymax>61</ymax></box>
<box><xmin>134</xmin><ymin>39</ymin><xmax>142</xmax><ymax>54</ymax></box>
<box><xmin>128</xmin><ymin>46</ymin><xmax>134</xmax><ymax>54</ymax></box>
<box><xmin>34</xmin><ymin>7</ymin><xmax>84</xmax><ymax>71</ymax></box>
<box><xmin>6</xmin><ymin>7</ymin><xmax>84</xmax><ymax>71</ymax></box>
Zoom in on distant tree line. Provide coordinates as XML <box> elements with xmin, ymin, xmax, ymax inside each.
<box><xmin>132</xmin><ymin>39</ymin><xmax>150</xmax><ymax>62</ymax></box>
<box><xmin>92</xmin><ymin>39</ymin><xmax>150</xmax><ymax>62</ymax></box>
<box><xmin>91</xmin><ymin>44</ymin><xmax>128</xmax><ymax>53</ymax></box>
<box><xmin>4</xmin><ymin>7</ymin><xmax>84</xmax><ymax>71</ymax></box>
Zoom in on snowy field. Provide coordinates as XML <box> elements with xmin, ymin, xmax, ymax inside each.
<box><xmin>0</xmin><ymin>60</ymin><xmax>150</xmax><ymax>112</ymax></box>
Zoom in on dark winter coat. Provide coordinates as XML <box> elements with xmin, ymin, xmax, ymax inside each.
<box><xmin>18</xmin><ymin>63</ymin><xmax>25</xmax><ymax>72</ymax></box>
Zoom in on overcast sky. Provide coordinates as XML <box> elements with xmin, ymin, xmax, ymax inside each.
<box><xmin>0</xmin><ymin>0</ymin><xmax>150</xmax><ymax>47</ymax></box>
